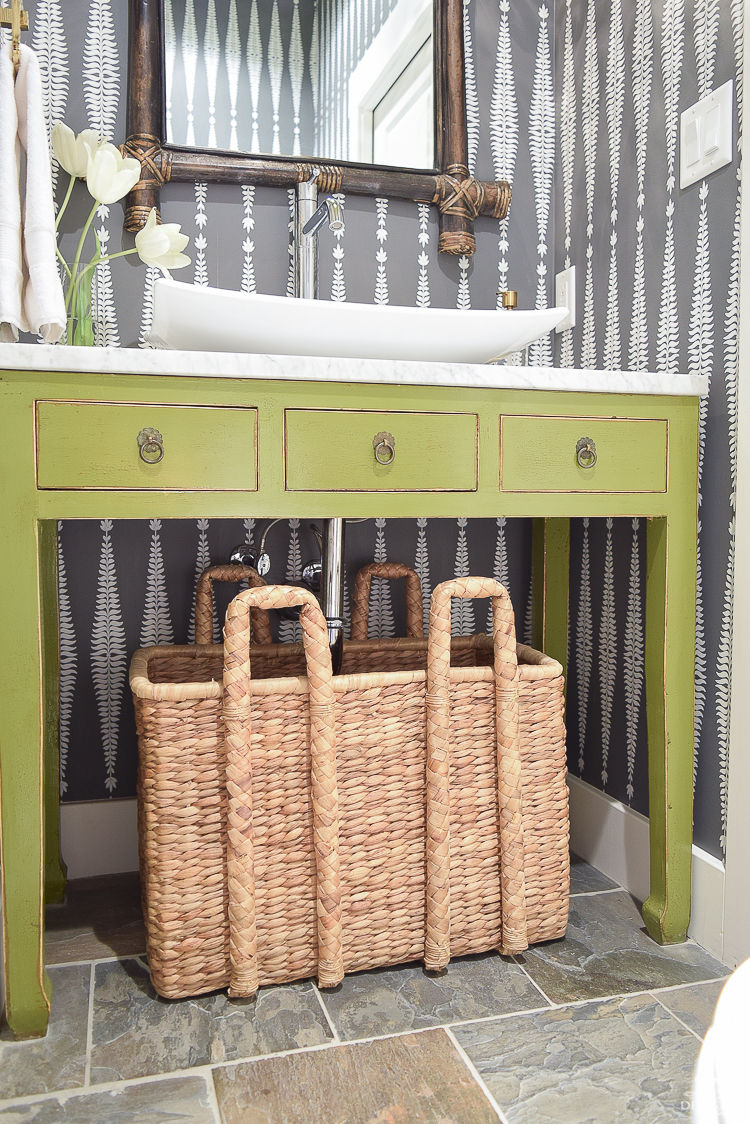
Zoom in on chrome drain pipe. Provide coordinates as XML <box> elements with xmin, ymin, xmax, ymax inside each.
<box><xmin>321</xmin><ymin>517</ymin><xmax>345</xmax><ymax>675</ymax></box>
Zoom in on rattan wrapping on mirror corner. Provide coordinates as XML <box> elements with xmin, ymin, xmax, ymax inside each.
<box><xmin>130</xmin><ymin>574</ymin><xmax>570</xmax><ymax>1001</ymax></box>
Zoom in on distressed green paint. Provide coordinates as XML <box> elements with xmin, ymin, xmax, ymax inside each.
<box><xmin>0</xmin><ymin>367</ymin><xmax>701</xmax><ymax>1038</ymax></box>
<box><xmin>36</xmin><ymin>402</ymin><xmax>258</xmax><ymax>491</ymax></box>
<box><xmin>530</xmin><ymin>518</ymin><xmax>570</xmax><ymax>694</ymax></box>
<box><xmin>39</xmin><ymin>520</ymin><xmax>66</xmax><ymax>905</ymax></box>
<box><xmin>530</xmin><ymin>519</ymin><xmax>546</xmax><ymax>652</ymax></box>
<box><xmin>541</xmin><ymin>519</ymin><xmax>571</xmax><ymax>692</ymax></box>
<box><xmin>284</xmin><ymin>408</ymin><xmax>478</xmax><ymax>492</ymax></box>
<box><xmin>643</xmin><ymin>514</ymin><xmax>697</xmax><ymax>943</ymax></box>
<box><xmin>640</xmin><ymin>396</ymin><xmax>699</xmax><ymax>944</ymax></box>
<box><xmin>501</xmin><ymin>416</ymin><xmax>668</xmax><ymax>493</ymax></box>
<box><xmin>0</xmin><ymin>387</ymin><xmax>51</xmax><ymax>1038</ymax></box>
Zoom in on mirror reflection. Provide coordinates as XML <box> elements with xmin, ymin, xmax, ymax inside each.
<box><xmin>164</xmin><ymin>0</ymin><xmax>435</xmax><ymax>169</ymax></box>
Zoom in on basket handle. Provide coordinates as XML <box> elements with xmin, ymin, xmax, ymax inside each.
<box><xmin>194</xmin><ymin>564</ymin><xmax>273</xmax><ymax>647</ymax></box>
<box><xmin>223</xmin><ymin>584</ymin><xmax>342</xmax><ymax>997</ymax></box>
<box><xmin>425</xmin><ymin>577</ymin><xmax>527</xmax><ymax>971</ymax></box>
<box><xmin>350</xmin><ymin>562</ymin><xmax>424</xmax><ymax>641</ymax></box>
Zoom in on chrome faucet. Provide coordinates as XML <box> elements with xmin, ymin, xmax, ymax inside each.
<box><xmin>294</xmin><ymin>173</ymin><xmax>347</xmax><ymax>670</ymax></box>
<box><xmin>294</xmin><ymin>171</ymin><xmax>345</xmax><ymax>301</ymax></box>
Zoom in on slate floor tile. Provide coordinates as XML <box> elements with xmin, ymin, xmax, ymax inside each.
<box><xmin>455</xmin><ymin>993</ymin><xmax>700</xmax><ymax>1123</ymax></box>
<box><xmin>655</xmin><ymin>979</ymin><xmax>725</xmax><ymax>1038</ymax></box>
<box><xmin>517</xmin><ymin>891</ymin><xmax>728</xmax><ymax>1004</ymax></box>
<box><xmin>320</xmin><ymin>951</ymin><xmax>548</xmax><ymax>1040</ymax></box>
<box><xmin>213</xmin><ymin>1028</ymin><xmax>500</xmax><ymax>1123</ymax></box>
<box><xmin>89</xmin><ymin>958</ymin><xmax>333</xmax><ymax>1083</ymax></box>
<box><xmin>45</xmin><ymin>873</ymin><xmax>146</xmax><ymax>966</ymax></box>
<box><xmin>569</xmin><ymin>853</ymin><xmax>620</xmax><ymax>896</ymax></box>
<box><xmin>0</xmin><ymin>965</ymin><xmax>89</xmax><ymax>1100</ymax></box>
<box><xmin>0</xmin><ymin>1076</ymin><xmax>217</xmax><ymax>1122</ymax></box>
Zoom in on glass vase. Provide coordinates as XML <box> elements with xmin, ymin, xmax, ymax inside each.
<box><xmin>65</xmin><ymin>265</ymin><xmax>95</xmax><ymax>347</ymax></box>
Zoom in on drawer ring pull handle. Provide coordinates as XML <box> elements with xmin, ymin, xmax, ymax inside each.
<box><xmin>138</xmin><ymin>427</ymin><xmax>164</xmax><ymax>464</ymax></box>
<box><xmin>373</xmin><ymin>431</ymin><xmax>396</xmax><ymax>466</ymax></box>
<box><xmin>576</xmin><ymin>437</ymin><xmax>597</xmax><ymax>469</ymax></box>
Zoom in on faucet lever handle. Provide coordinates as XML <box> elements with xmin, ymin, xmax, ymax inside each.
<box><xmin>302</xmin><ymin>201</ymin><xmax>330</xmax><ymax>237</ymax></box>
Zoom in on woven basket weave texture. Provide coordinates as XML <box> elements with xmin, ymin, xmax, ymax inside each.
<box><xmin>130</xmin><ymin>575</ymin><xmax>569</xmax><ymax>1000</ymax></box>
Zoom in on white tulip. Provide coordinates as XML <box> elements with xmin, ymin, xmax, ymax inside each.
<box><xmin>51</xmin><ymin>123</ymin><xmax>102</xmax><ymax>178</ymax></box>
<box><xmin>86</xmin><ymin>143</ymin><xmax>141</xmax><ymax>206</ymax></box>
<box><xmin>135</xmin><ymin>208</ymin><xmax>191</xmax><ymax>276</ymax></box>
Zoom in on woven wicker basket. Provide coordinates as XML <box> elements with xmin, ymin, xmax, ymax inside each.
<box><xmin>130</xmin><ymin>576</ymin><xmax>569</xmax><ymax>1000</ymax></box>
<box><xmin>351</xmin><ymin>561</ymin><xmax>425</xmax><ymax>639</ymax></box>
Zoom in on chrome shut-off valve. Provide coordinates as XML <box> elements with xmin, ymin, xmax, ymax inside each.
<box><xmin>229</xmin><ymin>517</ymin><xmax>288</xmax><ymax>577</ymax></box>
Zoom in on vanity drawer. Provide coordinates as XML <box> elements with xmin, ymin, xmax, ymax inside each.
<box><xmin>284</xmin><ymin>409</ymin><xmax>478</xmax><ymax>491</ymax></box>
<box><xmin>36</xmin><ymin>401</ymin><xmax>258</xmax><ymax>491</ymax></box>
<box><xmin>500</xmin><ymin>416</ymin><xmax>668</xmax><ymax>492</ymax></box>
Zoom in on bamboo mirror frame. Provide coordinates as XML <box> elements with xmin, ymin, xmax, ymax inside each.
<box><xmin>124</xmin><ymin>0</ymin><xmax>510</xmax><ymax>253</ymax></box>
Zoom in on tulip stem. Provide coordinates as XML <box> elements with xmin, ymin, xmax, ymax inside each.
<box><xmin>63</xmin><ymin>247</ymin><xmax>142</xmax><ymax>323</ymax></box>
<box><xmin>94</xmin><ymin>248</ymin><xmax>139</xmax><ymax>265</ymax></box>
<box><xmin>55</xmin><ymin>174</ymin><xmax>76</xmax><ymax>231</ymax></box>
<box><xmin>65</xmin><ymin>200</ymin><xmax>101</xmax><ymax>315</ymax></box>
<box><xmin>56</xmin><ymin>247</ymin><xmax>72</xmax><ymax>281</ymax></box>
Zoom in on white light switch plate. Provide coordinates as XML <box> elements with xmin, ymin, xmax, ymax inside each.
<box><xmin>680</xmin><ymin>80</ymin><xmax>733</xmax><ymax>189</ymax></box>
<box><xmin>555</xmin><ymin>266</ymin><xmax>575</xmax><ymax>333</ymax></box>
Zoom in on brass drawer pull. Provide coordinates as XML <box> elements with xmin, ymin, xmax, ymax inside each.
<box><xmin>576</xmin><ymin>437</ymin><xmax>597</xmax><ymax>469</ymax></box>
<box><xmin>373</xmin><ymin>431</ymin><xmax>396</xmax><ymax>466</ymax></box>
<box><xmin>138</xmin><ymin>427</ymin><xmax>164</xmax><ymax>464</ymax></box>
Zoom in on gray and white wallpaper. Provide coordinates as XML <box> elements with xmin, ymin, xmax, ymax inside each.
<box><xmin>13</xmin><ymin>0</ymin><xmax>740</xmax><ymax>860</ymax></box>
<box><xmin>556</xmin><ymin>0</ymin><xmax>740</xmax><ymax>858</ymax></box>
<box><xmin>165</xmin><ymin>0</ymin><xmax>318</xmax><ymax>155</ymax></box>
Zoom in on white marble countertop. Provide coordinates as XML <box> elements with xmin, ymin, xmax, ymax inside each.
<box><xmin>0</xmin><ymin>342</ymin><xmax>708</xmax><ymax>397</ymax></box>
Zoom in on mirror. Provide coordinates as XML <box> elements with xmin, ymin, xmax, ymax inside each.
<box><xmin>164</xmin><ymin>0</ymin><xmax>435</xmax><ymax>169</ymax></box>
<box><xmin>125</xmin><ymin>0</ymin><xmax>509</xmax><ymax>253</ymax></box>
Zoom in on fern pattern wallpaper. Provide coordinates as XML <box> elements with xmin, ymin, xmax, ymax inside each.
<box><xmin>12</xmin><ymin>0</ymin><xmax>741</xmax><ymax>859</ymax></box>
<box><xmin>557</xmin><ymin>0</ymin><xmax>741</xmax><ymax>859</ymax></box>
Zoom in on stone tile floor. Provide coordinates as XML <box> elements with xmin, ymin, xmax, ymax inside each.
<box><xmin>0</xmin><ymin>855</ymin><xmax>728</xmax><ymax>1123</ymax></box>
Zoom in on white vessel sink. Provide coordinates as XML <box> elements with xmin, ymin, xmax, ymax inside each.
<box><xmin>148</xmin><ymin>278</ymin><xmax>567</xmax><ymax>364</ymax></box>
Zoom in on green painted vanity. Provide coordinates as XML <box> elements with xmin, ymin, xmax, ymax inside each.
<box><xmin>0</xmin><ymin>345</ymin><xmax>703</xmax><ymax>1038</ymax></box>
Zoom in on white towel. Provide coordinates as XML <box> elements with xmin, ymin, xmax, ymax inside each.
<box><xmin>0</xmin><ymin>46</ymin><xmax>25</xmax><ymax>341</ymax></box>
<box><xmin>692</xmin><ymin>958</ymin><xmax>750</xmax><ymax>1123</ymax></box>
<box><xmin>15</xmin><ymin>44</ymin><xmax>66</xmax><ymax>343</ymax></box>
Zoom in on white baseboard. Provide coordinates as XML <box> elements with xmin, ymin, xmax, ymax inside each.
<box><xmin>57</xmin><ymin>783</ymin><xmax>727</xmax><ymax>960</ymax></box>
<box><xmin>60</xmin><ymin>799</ymin><xmax>139</xmax><ymax>880</ymax></box>
<box><xmin>568</xmin><ymin>774</ymin><xmax>651</xmax><ymax>902</ymax></box>
<box><xmin>567</xmin><ymin>775</ymin><xmax>727</xmax><ymax>962</ymax></box>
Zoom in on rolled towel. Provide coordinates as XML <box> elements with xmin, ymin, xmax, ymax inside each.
<box><xmin>692</xmin><ymin>958</ymin><xmax>750</xmax><ymax>1123</ymax></box>
<box><xmin>0</xmin><ymin>46</ymin><xmax>25</xmax><ymax>341</ymax></box>
<box><xmin>15</xmin><ymin>44</ymin><xmax>66</xmax><ymax>343</ymax></box>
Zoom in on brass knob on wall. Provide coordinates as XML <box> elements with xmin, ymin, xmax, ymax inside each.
<box><xmin>576</xmin><ymin>437</ymin><xmax>597</xmax><ymax>469</ymax></box>
<box><xmin>138</xmin><ymin>427</ymin><xmax>164</xmax><ymax>464</ymax></box>
<box><xmin>373</xmin><ymin>431</ymin><xmax>396</xmax><ymax>465</ymax></box>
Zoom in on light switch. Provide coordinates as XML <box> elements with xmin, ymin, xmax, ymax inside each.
<box><xmin>685</xmin><ymin>118</ymin><xmax>700</xmax><ymax>165</ymax></box>
<box><xmin>680</xmin><ymin>80</ymin><xmax>733</xmax><ymax>189</ymax></box>
<box><xmin>555</xmin><ymin>266</ymin><xmax>576</xmax><ymax>333</ymax></box>
<box><xmin>704</xmin><ymin>103</ymin><xmax>721</xmax><ymax>154</ymax></box>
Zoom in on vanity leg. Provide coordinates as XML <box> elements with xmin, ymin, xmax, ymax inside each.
<box><xmin>643</xmin><ymin>515</ymin><xmax>695</xmax><ymax>944</ymax></box>
<box><xmin>40</xmin><ymin>521</ymin><xmax>67</xmax><ymax>905</ymax></box>
<box><xmin>531</xmin><ymin>518</ymin><xmax>570</xmax><ymax>683</ymax></box>
<box><xmin>0</xmin><ymin>519</ymin><xmax>52</xmax><ymax>1037</ymax></box>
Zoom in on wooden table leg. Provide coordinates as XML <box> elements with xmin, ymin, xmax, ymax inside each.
<box><xmin>0</xmin><ymin>518</ymin><xmax>52</xmax><ymax>1038</ymax></box>
<box><xmin>643</xmin><ymin>515</ymin><xmax>695</xmax><ymax>944</ymax></box>
<box><xmin>40</xmin><ymin>520</ymin><xmax>67</xmax><ymax>905</ymax></box>
<box><xmin>532</xmin><ymin>517</ymin><xmax>570</xmax><ymax>684</ymax></box>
